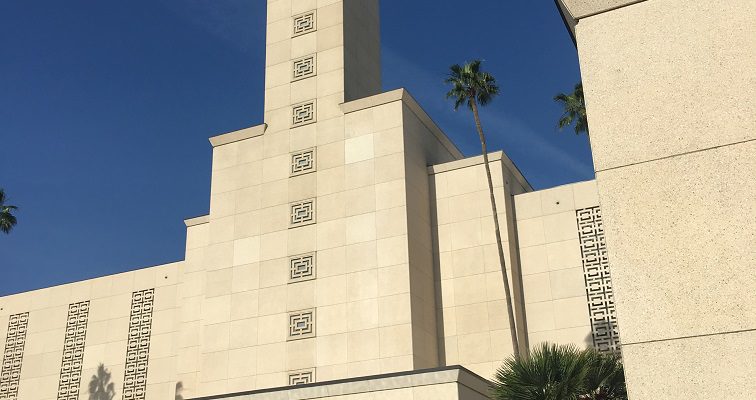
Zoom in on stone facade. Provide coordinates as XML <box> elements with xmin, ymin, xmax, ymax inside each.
<box><xmin>557</xmin><ymin>0</ymin><xmax>755</xmax><ymax>398</ymax></box>
<box><xmin>0</xmin><ymin>1</ymin><xmax>620</xmax><ymax>399</ymax></box>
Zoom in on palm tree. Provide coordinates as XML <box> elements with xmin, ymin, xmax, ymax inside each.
<box><xmin>492</xmin><ymin>343</ymin><xmax>627</xmax><ymax>400</ymax></box>
<box><xmin>0</xmin><ymin>188</ymin><xmax>18</xmax><ymax>234</ymax></box>
<box><xmin>89</xmin><ymin>364</ymin><xmax>116</xmax><ymax>400</ymax></box>
<box><xmin>446</xmin><ymin>60</ymin><xmax>520</xmax><ymax>360</ymax></box>
<box><xmin>554</xmin><ymin>82</ymin><xmax>589</xmax><ymax>135</ymax></box>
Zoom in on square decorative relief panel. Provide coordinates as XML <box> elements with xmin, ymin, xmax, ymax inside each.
<box><xmin>292</xmin><ymin>11</ymin><xmax>317</xmax><ymax>37</ymax></box>
<box><xmin>292</xmin><ymin>54</ymin><xmax>317</xmax><ymax>81</ymax></box>
<box><xmin>290</xmin><ymin>199</ymin><xmax>316</xmax><ymax>227</ymax></box>
<box><xmin>288</xmin><ymin>309</ymin><xmax>316</xmax><ymax>340</ymax></box>
<box><xmin>289</xmin><ymin>253</ymin><xmax>316</xmax><ymax>283</ymax></box>
<box><xmin>290</xmin><ymin>148</ymin><xmax>316</xmax><ymax>176</ymax></box>
<box><xmin>288</xmin><ymin>368</ymin><xmax>315</xmax><ymax>385</ymax></box>
<box><xmin>292</xmin><ymin>101</ymin><xmax>316</xmax><ymax>127</ymax></box>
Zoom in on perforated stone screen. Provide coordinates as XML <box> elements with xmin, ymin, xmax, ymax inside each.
<box><xmin>56</xmin><ymin>301</ymin><xmax>90</xmax><ymax>400</ymax></box>
<box><xmin>577</xmin><ymin>207</ymin><xmax>621</xmax><ymax>354</ymax></box>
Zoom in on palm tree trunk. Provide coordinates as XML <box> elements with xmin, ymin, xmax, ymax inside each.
<box><xmin>470</xmin><ymin>99</ymin><xmax>521</xmax><ymax>360</ymax></box>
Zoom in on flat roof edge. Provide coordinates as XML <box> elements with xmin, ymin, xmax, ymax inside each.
<box><xmin>429</xmin><ymin>151</ymin><xmax>534</xmax><ymax>192</ymax></box>
<box><xmin>188</xmin><ymin>365</ymin><xmax>491</xmax><ymax>400</ymax></box>
<box><xmin>184</xmin><ymin>215</ymin><xmax>209</xmax><ymax>227</ymax></box>
<box><xmin>340</xmin><ymin>89</ymin><xmax>464</xmax><ymax>160</ymax></box>
<box><xmin>209</xmin><ymin>123</ymin><xmax>267</xmax><ymax>147</ymax></box>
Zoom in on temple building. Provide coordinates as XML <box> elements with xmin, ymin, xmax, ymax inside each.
<box><xmin>0</xmin><ymin>1</ymin><xmax>626</xmax><ymax>399</ymax></box>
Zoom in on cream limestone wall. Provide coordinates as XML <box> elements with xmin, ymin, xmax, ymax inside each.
<box><xmin>430</xmin><ymin>153</ymin><xmax>531</xmax><ymax>380</ymax></box>
<box><xmin>0</xmin><ymin>263</ymin><xmax>180</xmax><ymax>400</ymax></box>
<box><xmin>514</xmin><ymin>181</ymin><xmax>598</xmax><ymax>349</ymax></box>
<box><xmin>558</xmin><ymin>0</ymin><xmax>756</xmax><ymax>398</ymax></box>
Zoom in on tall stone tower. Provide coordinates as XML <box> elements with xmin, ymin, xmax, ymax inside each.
<box><xmin>177</xmin><ymin>0</ymin><xmax>462</xmax><ymax>396</ymax></box>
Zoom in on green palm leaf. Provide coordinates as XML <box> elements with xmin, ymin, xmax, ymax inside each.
<box><xmin>492</xmin><ymin>343</ymin><xmax>626</xmax><ymax>400</ymax></box>
<box><xmin>554</xmin><ymin>82</ymin><xmax>589</xmax><ymax>135</ymax></box>
<box><xmin>0</xmin><ymin>188</ymin><xmax>19</xmax><ymax>234</ymax></box>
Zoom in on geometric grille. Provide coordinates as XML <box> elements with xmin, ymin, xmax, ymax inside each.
<box><xmin>289</xmin><ymin>253</ymin><xmax>316</xmax><ymax>283</ymax></box>
<box><xmin>122</xmin><ymin>289</ymin><xmax>155</xmax><ymax>400</ymax></box>
<box><xmin>56</xmin><ymin>301</ymin><xmax>90</xmax><ymax>400</ymax></box>
<box><xmin>290</xmin><ymin>199</ymin><xmax>316</xmax><ymax>227</ymax></box>
<box><xmin>288</xmin><ymin>309</ymin><xmax>315</xmax><ymax>340</ymax></box>
<box><xmin>288</xmin><ymin>369</ymin><xmax>315</xmax><ymax>385</ymax></box>
<box><xmin>292</xmin><ymin>11</ymin><xmax>317</xmax><ymax>37</ymax></box>
<box><xmin>292</xmin><ymin>55</ymin><xmax>316</xmax><ymax>81</ymax></box>
<box><xmin>291</xmin><ymin>148</ymin><xmax>316</xmax><ymax>176</ymax></box>
<box><xmin>292</xmin><ymin>101</ymin><xmax>316</xmax><ymax>127</ymax></box>
<box><xmin>577</xmin><ymin>207</ymin><xmax>621</xmax><ymax>354</ymax></box>
<box><xmin>0</xmin><ymin>312</ymin><xmax>29</xmax><ymax>400</ymax></box>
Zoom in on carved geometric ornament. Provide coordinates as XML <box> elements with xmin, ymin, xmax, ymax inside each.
<box><xmin>288</xmin><ymin>369</ymin><xmax>315</xmax><ymax>385</ymax></box>
<box><xmin>291</xmin><ymin>148</ymin><xmax>316</xmax><ymax>176</ymax></box>
<box><xmin>293</xmin><ymin>11</ymin><xmax>317</xmax><ymax>37</ymax></box>
<box><xmin>292</xmin><ymin>101</ymin><xmax>316</xmax><ymax>127</ymax></box>
<box><xmin>57</xmin><ymin>301</ymin><xmax>90</xmax><ymax>400</ymax></box>
<box><xmin>576</xmin><ymin>207</ymin><xmax>621</xmax><ymax>354</ymax></box>
<box><xmin>289</xmin><ymin>253</ymin><xmax>316</xmax><ymax>283</ymax></box>
<box><xmin>0</xmin><ymin>312</ymin><xmax>29</xmax><ymax>400</ymax></box>
<box><xmin>288</xmin><ymin>309</ymin><xmax>315</xmax><ymax>340</ymax></box>
<box><xmin>292</xmin><ymin>55</ymin><xmax>317</xmax><ymax>81</ymax></box>
<box><xmin>122</xmin><ymin>289</ymin><xmax>155</xmax><ymax>400</ymax></box>
<box><xmin>290</xmin><ymin>199</ymin><xmax>316</xmax><ymax>227</ymax></box>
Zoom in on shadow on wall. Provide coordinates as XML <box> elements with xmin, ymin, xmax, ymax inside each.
<box><xmin>89</xmin><ymin>364</ymin><xmax>116</xmax><ymax>400</ymax></box>
<box><xmin>176</xmin><ymin>382</ymin><xmax>184</xmax><ymax>400</ymax></box>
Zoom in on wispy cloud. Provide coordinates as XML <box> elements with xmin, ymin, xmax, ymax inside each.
<box><xmin>382</xmin><ymin>46</ymin><xmax>593</xmax><ymax>181</ymax></box>
<box><xmin>157</xmin><ymin>0</ymin><xmax>263</xmax><ymax>53</ymax></box>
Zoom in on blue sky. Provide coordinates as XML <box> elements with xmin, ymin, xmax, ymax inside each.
<box><xmin>0</xmin><ymin>0</ymin><xmax>587</xmax><ymax>296</ymax></box>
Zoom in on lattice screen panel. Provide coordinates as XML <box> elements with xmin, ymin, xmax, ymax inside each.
<box><xmin>122</xmin><ymin>289</ymin><xmax>155</xmax><ymax>400</ymax></box>
<box><xmin>291</xmin><ymin>148</ymin><xmax>316</xmax><ymax>176</ymax></box>
<box><xmin>290</xmin><ymin>199</ymin><xmax>316</xmax><ymax>227</ymax></box>
<box><xmin>288</xmin><ymin>309</ymin><xmax>315</xmax><ymax>340</ymax></box>
<box><xmin>292</xmin><ymin>55</ymin><xmax>317</xmax><ymax>81</ymax></box>
<box><xmin>0</xmin><ymin>312</ymin><xmax>29</xmax><ymax>400</ymax></box>
<box><xmin>292</xmin><ymin>101</ymin><xmax>316</xmax><ymax>127</ymax></box>
<box><xmin>292</xmin><ymin>11</ymin><xmax>317</xmax><ymax>37</ymax></box>
<box><xmin>56</xmin><ymin>301</ymin><xmax>90</xmax><ymax>400</ymax></box>
<box><xmin>577</xmin><ymin>207</ymin><xmax>621</xmax><ymax>354</ymax></box>
<box><xmin>288</xmin><ymin>369</ymin><xmax>315</xmax><ymax>385</ymax></box>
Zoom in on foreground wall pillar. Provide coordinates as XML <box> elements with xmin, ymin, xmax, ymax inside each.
<box><xmin>557</xmin><ymin>0</ymin><xmax>755</xmax><ymax>398</ymax></box>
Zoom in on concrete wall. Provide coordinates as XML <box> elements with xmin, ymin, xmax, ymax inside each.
<box><xmin>514</xmin><ymin>181</ymin><xmax>605</xmax><ymax>350</ymax></box>
<box><xmin>431</xmin><ymin>160</ymin><xmax>610</xmax><ymax>381</ymax></box>
<box><xmin>430</xmin><ymin>154</ymin><xmax>525</xmax><ymax>380</ymax></box>
<box><xmin>0</xmin><ymin>263</ymin><xmax>180</xmax><ymax>400</ymax></box>
<box><xmin>558</xmin><ymin>0</ymin><xmax>756</xmax><ymax>397</ymax></box>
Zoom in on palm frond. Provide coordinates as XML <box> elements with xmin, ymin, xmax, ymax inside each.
<box><xmin>445</xmin><ymin>60</ymin><xmax>499</xmax><ymax>112</ymax></box>
<box><xmin>554</xmin><ymin>82</ymin><xmax>589</xmax><ymax>135</ymax></box>
<box><xmin>492</xmin><ymin>343</ymin><xmax>626</xmax><ymax>400</ymax></box>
